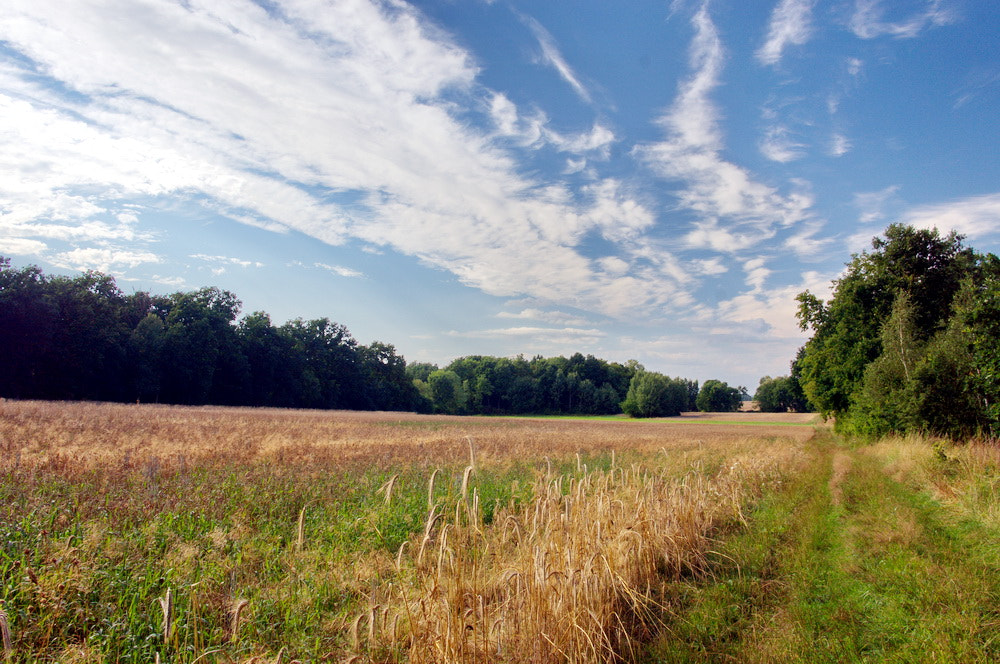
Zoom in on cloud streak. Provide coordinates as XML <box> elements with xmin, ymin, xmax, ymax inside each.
<box><xmin>521</xmin><ymin>14</ymin><xmax>593</xmax><ymax>103</ymax></box>
<box><xmin>849</xmin><ymin>0</ymin><xmax>954</xmax><ymax>39</ymax></box>
<box><xmin>757</xmin><ymin>0</ymin><xmax>815</xmax><ymax>66</ymax></box>
<box><xmin>635</xmin><ymin>3</ymin><xmax>815</xmax><ymax>253</ymax></box>
<box><xmin>902</xmin><ymin>192</ymin><xmax>1000</xmax><ymax>240</ymax></box>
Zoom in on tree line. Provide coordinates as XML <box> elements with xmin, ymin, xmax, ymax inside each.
<box><xmin>0</xmin><ymin>258</ymin><xmax>416</xmax><ymax>410</ymax></box>
<box><xmin>0</xmin><ymin>257</ymin><xmax>748</xmax><ymax>417</ymax></box>
<box><xmin>407</xmin><ymin>356</ymin><xmax>742</xmax><ymax>417</ymax></box>
<box><xmin>792</xmin><ymin>224</ymin><xmax>1000</xmax><ymax>439</ymax></box>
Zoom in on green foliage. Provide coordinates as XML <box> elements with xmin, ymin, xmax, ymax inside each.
<box><xmin>437</xmin><ymin>353</ymin><xmax>645</xmax><ymax>416</ymax></box>
<box><xmin>620</xmin><ymin>371</ymin><xmax>688</xmax><ymax>418</ymax></box>
<box><xmin>795</xmin><ymin>224</ymin><xmax>976</xmax><ymax>419</ymax></box>
<box><xmin>754</xmin><ymin>375</ymin><xmax>809</xmax><ymax>413</ymax></box>
<box><xmin>793</xmin><ymin>225</ymin><xmax>1000</xmax><ymax>439</ymax></box>
<box><xmin>428</xmin><ymin>369</ymin><xmax>465</xmax><ymax>414</ymax></box>
<box><xmin>0</xmin><ymin>258</ymin><xmax>422</xmax><ymax>411</ymax></box>
<box><xmin>847</xmin><ymin>293</ymin><xmax>922</xmax><ymax>437</ymax></box>
<box><xmin>962</xmin><ymin>257</ymin><xmax>1000</xmax><ymax>435</ymax></box>
<box><xmin>696</xmin><ymin>379</ymin><xmax>742</xmax><ymax>412</ymax></box>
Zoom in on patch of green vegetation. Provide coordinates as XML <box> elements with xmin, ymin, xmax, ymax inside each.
<box><xmin>646</xmin><ymin>431</ymin><xmax>1000</xmax><ymax>663</ymax></box>
<box><xmin>0</xmin><ymin>459</ymin><xmax>541</xmax><ymax>662</ymax></box>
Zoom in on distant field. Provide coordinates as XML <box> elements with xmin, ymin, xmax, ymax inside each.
<box><xmin>1</xmin><ymin>401</ymin><xmax>996</xmax><ymax>663</ymax></box>
<box><xmin>1</xmin><ymin>401</ymin><xmax>816</xmax><ymax>468</ymax></box>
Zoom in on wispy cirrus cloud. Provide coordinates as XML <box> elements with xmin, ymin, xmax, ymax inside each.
<box><xmin>448</xmin><ymin>326</ymin><xmax>606</xmax><ymax>346</ymax></box>
<box><xmin>50</xmin><ymin>247</ymin><xmax>160</xmax><ymax>273</ymax></box>
<box><xmin>520</xmin><ymin>13</ymin><xmax>592</xmax><ymax>104</ymax></box>
<box><xmin>315</xmin><ymin>262</ymin><xmax>364</xmax><ymax>279</ymax></box>
<box><xmin>190</xmin><ymin>254</ymin><xmax>264</xmax><ymax>269</ymax></box>
<box><xmin>635</xmin><ymin>3</ymin><xmax>815</xmax><ymax>255</ymax></box>
<box><xmin>760</xmin><ymin>125</ymin><xmax>807</xmax><ymax>162</ymax></box>
<box><xmin>849</xmin><ymin>0</ymin><xmax>955</xmax><ymax>39</ymax></box>
<box><xmin>716</xmin><ymin>269</ymin><xmax>832</xmax><ymax>339</ymax></box>
<box><xmin>757</xmin><ymin>0</ymin><xmax>815</xmax><ymax>66</ymax></box>
<box><xmin>829</xmin><ymin>133</ymin><xmax>852</xmax><ymax>157</ymax></box>
<box><xmin>1</xmin><ymin>237</ymin><xmax>47</xmax><ymax>255</ymax></box>
<box><xmin>901</xmin><ymin>192</ymin><xmax>1000</xmax><ymax>240</ymax></box>
<box><xmin>854</xmin><ymin>185</ymin><xmax>900</xmax><ymax>223</ymax></box>
<box><xmin>497</xmin><ymin>308</ymin><xmax>593</xmax><ymax>326</ymax></box>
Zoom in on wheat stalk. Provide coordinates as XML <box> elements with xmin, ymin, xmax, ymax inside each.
<box><xmin>427</xmin><ymin>468</ymin><xmax>440</xmax><ymax>509</ymax></box>
<box><xmin>380</xmin><ymin>474</ymin><xmax>398</xmax><ymax>506</ymax></box>
<box><xmin>466</xmin><ymin>436</ymin><xmax>477</xmax><ymax>471</ymax></box>
<box><xmin>158</xmin><ymin>587</ymin><xmax>173</xmax><ymax>645</ymax></box>
<box><xmin>296</xmin><ymin>504</ymin><xmax>308</xmax><ymax>552</ymax></box>
<box><xmin>460</xmin><ymin>465</ymin><xmax>474</xmax><ymax>503</ymax></box>
<box><xmin>229</xmin><ymin>598</ymin><xmax>249</xmax><ymax>643</ymax></box>
<box><xmin>0</xmin><ymin>607</ymin><xmax>12</xmax><ymax>660</ymax></box>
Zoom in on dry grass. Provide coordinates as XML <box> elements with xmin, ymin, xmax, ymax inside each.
<box><xmin>0</xmin><ymin>400</ymin><xmax>813</xmax><ymax>663</ymax></box>
<box><xmin>353</xmin><ymin>450</ymin><xmax>796</xmax><ymax>663</ymax></box>
<box><xmin>866</xmin><ymin>434</ymin><xmax>1000</xmax><ymax>528</ymax></box>
<box><xmin>0</xmin><ymin>400</ymin><xmax>815</xmax><ymax>471</ymax></box>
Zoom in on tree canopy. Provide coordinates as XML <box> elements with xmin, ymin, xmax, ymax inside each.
<box><xmin>754</xmin><ymin>374</ymin><xmax>809</xmax><ymax>413</ymax></box>
<box><xmin>794</xmin><ymin>225</ymin><xmax>1000</xmax><ymax>438</ymax></box>
<box><xmin>695</xmin><ymin>379</ymin><xmax>742</xmax><ymax>412</ymax></box>
<box><xmin>0</xmin><ymin>258</ymin><xmax>421</xmax><ymax>411</ymax></box>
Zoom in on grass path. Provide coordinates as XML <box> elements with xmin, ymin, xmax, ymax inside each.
<box><xmin>647</xmin><ymin>429</ymin><xmax>1000</xmax><ymax>663</ymax></box>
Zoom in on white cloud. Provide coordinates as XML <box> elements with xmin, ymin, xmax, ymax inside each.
<box><xmin>743</xmin><ymin>257</ymin><xmax>771</xmax><ymax>291</ymax></box>
<box><xmin>717</xmin><ymin>269</ymin><xmax>832</xmax><ymax>339</ymax></box>
<box><xmin>448</xmin><ymin>326</ymin><xmax>606</xmax><ymax>344</ymax></box>
<box><xmin>901</xmin><ymin>192</ymin><xmax>1000</xmax><ymax>240</ymax></box>
<box><xmin>829</xmin><ymin>133</ymin><xmax>852</xmax><ymax>157</ymax></box>
<box><xmin>687</xmin><ymin>257</ymin><xmax>728</xmax><ymax>276</ymax></box>
<box><xmin>849</xmin><ymin>0</ymin><xmax>955</xmax><ymax>39</ymax></box>
<box><xmin>564</xmin><ymin>158</ymin><xmax>587</xmax><ymax>174</ymax></box>
<box><xmin>315</xmin><ymin>262</ymin><xmax>364</xmax><ymax>278</ymax></box>
<box><xmin>546</xmin><ymin>124</ymin><xmax>616</xmax><ymax>158</ymax></box>
<box><xmin>854</xmin><ymin>185</ymin><xmax>900</xmax><ymax>223</ymax></box>
<box><xmin>1</xmin><ymin>237</ymin><xmax>48</xmax><ymax>255</ymax></box>
<box><xmin>521</xmin><ymin>14</ymin><xmax>592</xmax><ymax>103</ymax></box>
<box><xmin>489</xmin><ymin>93</ymin><xmax>520</xmax><ymax>136</ymax></box>
<box><xmin>497</xmin><ymin>308</ymin><xmax>592</xmax><ymax>326</ymax></box>
<box><xmin>757</xmin><ymin>0</ymin><xmax>815</xmax><ymax>66</ymax></box>
<box><xmin>50</xmin><ymin>247</ymin><xmax>160</xmax><ymax>272</ymax></box>
<box><xmin>760</xmin><ymin>125</ymin><xmax>806</xmax><ymax>162</ymax></box>
<box><xmin>0</xmin><ymin>0</ymin><xmax>686</xmax><ymax>321</ymax></box>
<box><xmin>784</xmin><ymin>221</ymin><xmax>832</xmax><ymax>256</ymax></box>
<box><xmin>635</xmin><ymin>3</ymin><xmax>814</xmax><ymax>249</ymax></box>
<box><xmin>190</xmin><ymin>254</ymin><xmax>264</xmax><ymax>269</ymax></box>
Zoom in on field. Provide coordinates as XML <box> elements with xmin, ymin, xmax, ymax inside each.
<box><xmin>0</xmin><ymin>401</ymin><xmax>997</xmax><ymax>663</ymax></box>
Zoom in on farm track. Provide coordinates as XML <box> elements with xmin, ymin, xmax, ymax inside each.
<box><xmin>647</xmin><ymin>431</ymin><xmax>1000</xmax><ymax>663</ymax></box>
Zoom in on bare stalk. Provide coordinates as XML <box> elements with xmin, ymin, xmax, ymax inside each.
<box><xmin>158</xmin><ymin>587</ymin><xmax>174</xmax><ymax>645</ymax></box>
<box><xmin>427</xmin><ymin>468</ymin><xmax>441</xmax><ymax>509</ymax></box>
<box><xmin>0</xmin><ymin>607</ymin><xmax>12</xmax><ymax>660</ymax></box>
<box><xmin>380</xmin><ymin>474</ymin><xmax>399</xmax><ymax>506</ymax></box>
<box><xmin>229</xmin><ymin>598</ymin><xmax>249</xmax><ymax>643</ymax></box>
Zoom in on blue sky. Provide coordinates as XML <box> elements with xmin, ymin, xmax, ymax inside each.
<box><xmin>2</xmin><ymin>0</ymin><xmax>999</xmax><ymax>389</ymax></box>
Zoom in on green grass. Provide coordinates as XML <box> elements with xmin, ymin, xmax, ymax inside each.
<box><xmin>645</xmin><ymin>430</ymin><xmax>1000</xmax><ymax>663</ymax></box>
<box><xmin>0</xmin><ymin>461</ymin><xmax>539</xmax><ymax>662</ymax></box>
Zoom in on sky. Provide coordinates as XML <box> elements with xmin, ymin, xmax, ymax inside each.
<box><xmin>2</xmin><ymin>0</ymin><xmax>1000</xmax><ymax>389</ymax></box>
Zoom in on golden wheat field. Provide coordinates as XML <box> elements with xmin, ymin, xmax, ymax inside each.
<box><xmin>0</xmin><ymin>400</ymin><xmax>818</xmax><ymax>663</ymax></box>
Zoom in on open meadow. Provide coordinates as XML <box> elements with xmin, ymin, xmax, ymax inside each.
<box><xmin>1</xmin><ymin>401</ymin><xmax>997</xmax><ymax>663</ymax></box>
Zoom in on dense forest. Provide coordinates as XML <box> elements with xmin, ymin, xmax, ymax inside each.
<box><xmin>0</xmin><ymin>256</ymin><xmax>749</xmax><ymax>417</ymax></box>
<box><xmin>793</xmin><ymin>224</ymin><xmax>1000</xmax><ymax>439</ymax></box>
